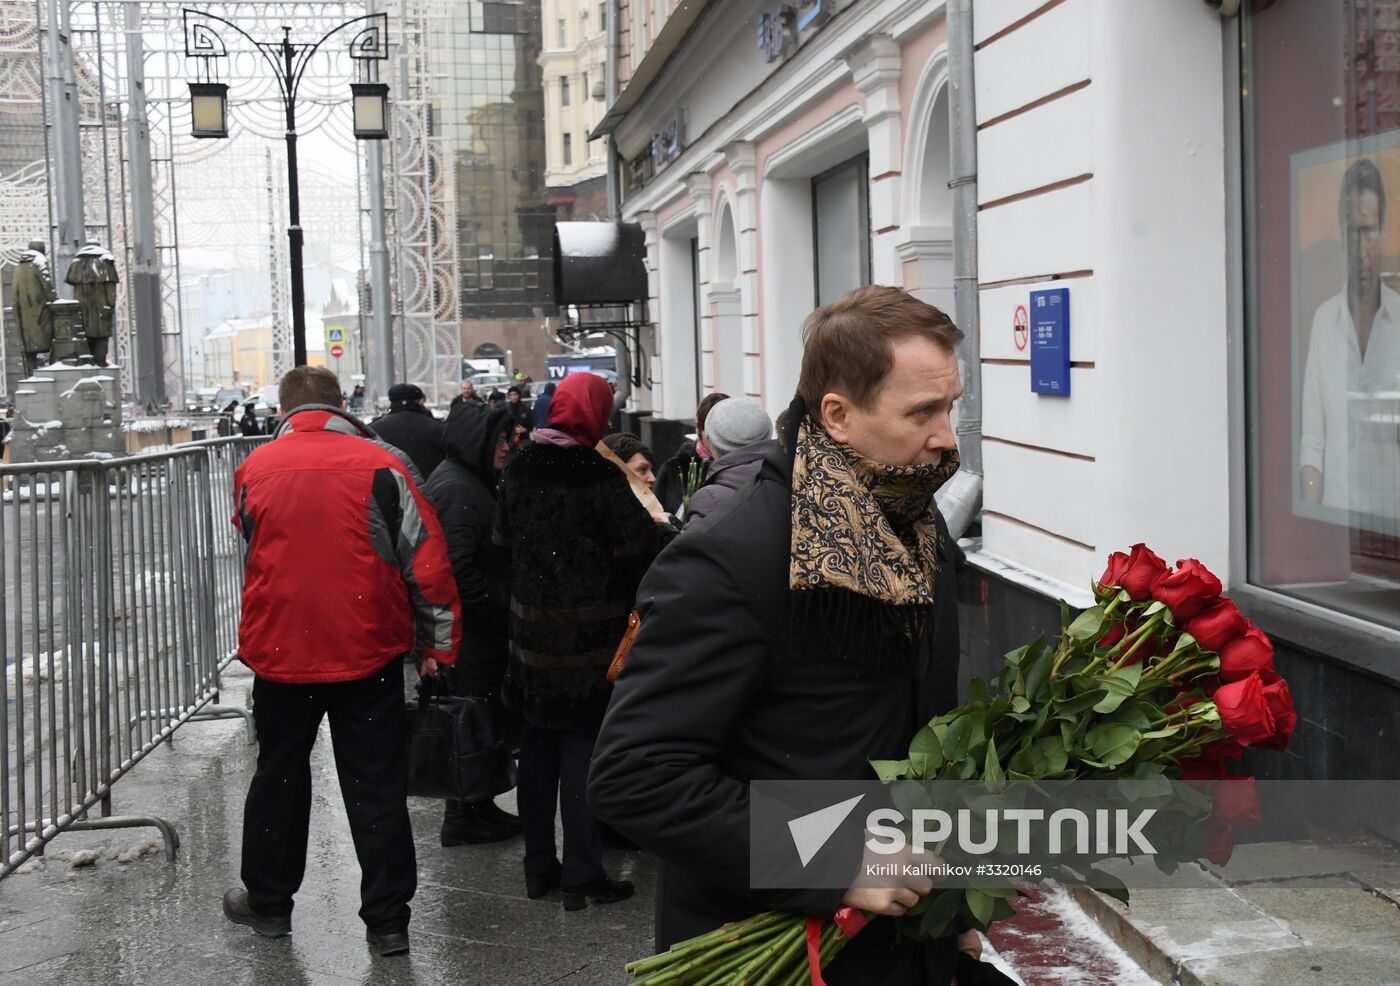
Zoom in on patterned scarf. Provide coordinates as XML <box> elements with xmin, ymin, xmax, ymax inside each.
<box><xmin>788</xmin><ymin>414</ymin><xmax>960</xmax><ymax>661</ymax></box>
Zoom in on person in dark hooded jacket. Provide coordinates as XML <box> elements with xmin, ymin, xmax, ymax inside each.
<box><xmin>424</xmin><ymin>401</ymin><xmax>521</xmax><ymax>845</ymax></box>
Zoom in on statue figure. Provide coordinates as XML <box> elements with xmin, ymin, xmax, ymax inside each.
<box><xmin>12</xmin><ymin>240</ymin><xmax>56</xmax><ymax>376</ymax></box>
<box><xmin>65</xmin><ymin>240</ymin><xmax>119</xmax><ymax>366</ymax></box>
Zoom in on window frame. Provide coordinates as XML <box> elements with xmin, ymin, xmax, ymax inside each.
<box><xmin>1228</xmin><ymin>11</ymin><xmax>1400</xmax><ymax>662</ymax></box>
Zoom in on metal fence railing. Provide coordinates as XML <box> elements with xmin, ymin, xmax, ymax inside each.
<box><xmin>1</xmin><ymin>436</ymin><xmax>266</xmax><ymax>877</ymax></box>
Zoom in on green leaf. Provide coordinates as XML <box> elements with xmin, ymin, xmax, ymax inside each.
<box><xmin>1003</xmin><ymin>644</ymin><xmax>1030</xmax><ymax>670</ymax></box>
<box><xmin>966</xmin><ymin>677</ymin><xmax>990</xmax><ymax>708</ymax></box>
<box><xmin>1086</xmin><ymin>723</ymin><xmax>1144</xmax><ymax>766</ymax></box>
<box><xmin>984</xmin><ymin>737</ymin><xmax>1005</xmax><ymax>786</ymax></box>
<box><xmin>964</xmin><ymin>888</ymin><xmax>995</xmax><ymax>929</ymax></box>
<box><xmin>869</xmin><ymin>759</ymin><xmax>910</xmax><ymax>782</ymax></box>
<box><xmin>942</xmin><ymin>714</ymin><xmax>975</xmax><ymax>764</ymax></box>
<box><xmin>1065</xmin><ymin>605</ymin><xmax>1107</xmax><ymax>641</ymax></box>
<box><xmin>908</xmin><ymin>725</ymin><xmax>943</xmax><ymax>778</ymax></box>
<box><xmin>1022</xmin><ymin>638</ymin><xmax>1053</xmax><ymax>701</ymax></box>
<box><xmin>1031</xmin><ymin>735</ymin><xmax>1070</xmax><ymax>776</ymax></box>
<box><xmin>1092</xmin><ymin>667</ymin><xmax>1144</xmax><ymax>715</ymax></box>
<box><xmin>890</xmin><ymin>779</ymin><xmax>933</xmax><ymax>819</ymax></box>
<box><xmin>1139</xmin><ymin>726</ymin><xmax>1181</xmax><ymax>741</ymax></box>
<box><xmin>918</xmin><ymin>889</ymin><xmax>964</xmax><ymax>939</ymax></box>
<box><xmin>1098</xmin><ymin>886</ymin><xmax>1131</xmax><ymax>904</ymax></box>
<box><xmin>1057</xmin><ymin>688</ymin><xmax>1109</xmax><ymax>717</ymax></box>
<box><xmin>1009</xmin><ymin>696</ymin><xmax>1031</xmax><ymax>714</ymax></box>
<box><xmin>1059</xmin><ymin>598</ymin><xmax>1072</xmax><ymax>630</ymax></box>
<box><xmin>990</xmin><ymin>897</ymin><xmax>1019</xmax><ymax>923</ymax></box>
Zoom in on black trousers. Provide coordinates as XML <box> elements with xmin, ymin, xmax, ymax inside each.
<box><xmin>241</xmin><ymin>661</ymin><xmax>415</xmax><ymax>934</ymax></box>
<box><xmin>517</xmin><ymin>723</ymin><xmax>604</xmax><ymax>887</ymax></box>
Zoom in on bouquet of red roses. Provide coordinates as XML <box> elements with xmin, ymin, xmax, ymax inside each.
<box><xmin>624</xmin><ymin>545</ymin><xmax>1295</xmax><ymax>986</ymax></box>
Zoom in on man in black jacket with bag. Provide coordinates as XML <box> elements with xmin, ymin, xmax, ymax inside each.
<box><xmin>424</xmin><ymin>401</ymin><xmax>521</xmax><ymax>845</ymax></box>
<box><xmin>590</xmin><ymin>287</ymin><xmax>980</xmax><ymax>985</ymax></box>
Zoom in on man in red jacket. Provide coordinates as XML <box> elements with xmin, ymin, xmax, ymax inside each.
<box><xmin>222</xmin><ymin>366</ymin><xmax>461</xmax><ymax>958</ymax></box>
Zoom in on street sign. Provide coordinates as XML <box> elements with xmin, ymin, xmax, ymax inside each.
<box><xmin>326</xmin><ymin>325</ymin><xmax>346</xmax><ymax>346</ymax></box>
<box><xmin>330</xmin><ymin>344</ymin><xmax>345</xmax><ymax>359</ymax></box>
<box><xmin>1013</xmin><ymin>305</ymin><xmax>1029</xmax><ymax>352</ymax></box>
<box><xmin>1029</xmin><ymin>288</ymin><xmax>1071</xmax><ymax>396</ymax></box>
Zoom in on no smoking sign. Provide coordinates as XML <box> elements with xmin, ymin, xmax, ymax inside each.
<box><xmin>1013</xmin><ymin>304</ymin><xmax>1029</xmax><ymax>352</ymax></box>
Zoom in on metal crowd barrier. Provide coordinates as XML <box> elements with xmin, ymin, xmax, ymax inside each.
<box><xmin>1</xmin><ymin>436</ymin><xmax>267</xmax><ymax>877</ymax></box>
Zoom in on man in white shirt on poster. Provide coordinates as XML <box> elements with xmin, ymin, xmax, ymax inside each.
<box><xmin>1299</xmin><ymin>156</ymin><xmax>1400</xmax><ymax>521</ymax></box>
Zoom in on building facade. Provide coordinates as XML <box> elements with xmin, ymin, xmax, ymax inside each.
<box><xmin>539</xmin><ymin>0</ymin><xmax>611</xmax><ymax>220</ymax></box>
<box><xmin>430</xmin><ymin>0</ymin><xmax>557</xmax><ymax>377</ymax></box>
<box><xmin>601</xmin><ymin>0</ymin><xmax>1400</xmax><ymax>778</ymax></box>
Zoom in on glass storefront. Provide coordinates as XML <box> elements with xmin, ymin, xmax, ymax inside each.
<box><xmin>1243</xmin><ymin>1</ymin><xmax>1400</xmax><ymax>633</ymax></box>
<box><xmin>433</xmin><ymin>0</ymin><xmax>556</xmax><ymax>320</ymax></box>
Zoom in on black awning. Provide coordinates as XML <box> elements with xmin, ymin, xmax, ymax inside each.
<box><xmin>552</xmin><ymin>222</ymin><xmax>648</xmax><ymax>305</ymax></box>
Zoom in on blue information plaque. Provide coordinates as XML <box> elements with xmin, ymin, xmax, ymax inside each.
<box><xmin>1029</xmin><ymin>287</ymin><xmax>1071</xmax><ymax>395</ymax></box>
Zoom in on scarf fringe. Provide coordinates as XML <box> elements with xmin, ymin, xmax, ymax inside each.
<box><xmin>786</xmin><ymin>588</ymin><xmax>933</xmax><ymax>675</ymax></box>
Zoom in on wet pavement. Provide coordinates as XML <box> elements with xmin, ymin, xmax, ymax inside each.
<box><xmin>0</xmin><ymin>661</ymin><xmax>655</xmax><ymax>986</ymax></box>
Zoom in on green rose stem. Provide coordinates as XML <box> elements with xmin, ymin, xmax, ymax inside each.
<box><xmin>640</xmin><ymin>923</ymin><xmax>788</xmax><ymax>985</ymax></box>
<box><xmin>1107</xmin><ymin>611</ymin><xmax>1168</xmax><ymax>672</ymax></box>
<box><xmin>746</xmin><ymin>924</ymin><xmax>809</xmax><ymax>986</ymax></box>
<box><xmin>626</xmin><ymin>912</ymin><xmax>788</xmax><ymax>977</ymax></box>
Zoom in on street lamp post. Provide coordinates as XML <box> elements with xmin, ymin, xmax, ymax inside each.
<box><xmin>181</xmin><ymin>9</ymin><xmax>390</xmax><ymax>367</ymax></box>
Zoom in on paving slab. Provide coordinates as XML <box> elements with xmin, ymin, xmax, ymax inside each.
<box><xmin>1073</xmin><ymin>841</ymin><xmax>1400</xmax><ymax>986</ymax></box>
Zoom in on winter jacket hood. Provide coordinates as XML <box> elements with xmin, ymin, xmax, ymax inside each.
<box><xmin>443</xmin><ymin>400</ymin><xmax>512</xmax><ymax>478</ymax></box>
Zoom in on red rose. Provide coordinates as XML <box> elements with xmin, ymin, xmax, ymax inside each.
<box><xmin>1206</xmin><ymin>820</ymin><xmax>1235</xmax><ymax>866</ymax></box>
<box><xmin>1099</xmin><ymin>551</ymin><xmax>1131</xmax><ymax>590</ymax></box>
<box><xmin>1218</xmin><ymin>624</ymin><xmax>1274</xmax><ymax>684</ymax></box>
<box><xmin>1118</xmin><ymin>544</ymin><xmax>1169</xmax><ymax>600</ymax></box>
<box><xmin>1099</xmin><ymin>622</ymin><xmax>1126</xmax><ymax>648</ymax></box>
<box><xmin>1213</xmin><ymin>672</ymin><xmax>1276</xmax><ymax>746</ymax></box>
<box><xmin>1152</xmin><ymin>559</ymin><xmax>1223</xmax><ymax>621</ymax></box>
<box><xmin>1186</xmin><ymin>599</ymin><xmax>1249</xmax><ymax>653</ymax></box>
<box><xmin>1212</xmin><ymin>776</ymin><xmax>1261</xmax><ymax>828</ymax></box>
<box><xmin>1201</xmin><ymin>735</ymin><xmax>1245</xmax><ymax>761</ymax></box>
<box><xmin>1254</xmin><ymin>675</ymin><xmax>1296</xmax><ymax>752</ymax></box>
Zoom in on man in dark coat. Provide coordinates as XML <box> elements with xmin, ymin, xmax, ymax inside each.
<box><xmin>590</xmin><ymin>287</ymin><xmax>976</xmax><ymax>985</ymax></box>
<box><xmin>424</xmin><ymin>401</ymin><xmax>521</xmax><ymax>845</ymax></box>
<box><xmin>494</xmin><ymin>372</ymin><xmax>662</xmax><ymax>911</ymax></box>
<box><xmin>369</xmin><ymin>383</ymin><xmax>446</xmax><ymax>479</ymax></box>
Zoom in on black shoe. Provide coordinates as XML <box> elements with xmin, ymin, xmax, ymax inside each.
<box><xmin>222</xmin><ymin>888</ymin><xmax>291</xmax><ymax>938</ymax></box>
<box><xmin>479</xmin><ymin>801</ymin><xmax>523</xmax><ymax>833</ymax></box>
<box><xmin>440</xmin><ymin>803</ymin><xmax>517</xmax><ymax>846</ymax></box>
<box><xmin>526</xmin><ymin>863</ymin><xmax>561</xmax><ymax>899</ymax></box>
<box><xmin>561</xmin><ymin>877</ymin><xmax>634</xmax><ymax>912</ymax></box>
<box><xmin>366</xmin><ymin>930</ymin><xmax>410</xmax><ymax>957</ymax></box>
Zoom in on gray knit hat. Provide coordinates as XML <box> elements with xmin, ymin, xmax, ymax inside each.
<box><xmin>704</xmin><ymin>397</ymin><xmax>772</xmax><ymax>458</ymax></box>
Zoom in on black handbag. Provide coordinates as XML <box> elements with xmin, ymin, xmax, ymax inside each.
<box><xmin>404</xmin><ymin>677</ymin><xmax>517</xmax><ymax>801</ymax></box>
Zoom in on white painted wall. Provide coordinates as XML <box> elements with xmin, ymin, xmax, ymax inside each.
<box><xmin>971</xmin><ymin>0</ymin><xmax>1231</xmax><ymax>589</ymax></box>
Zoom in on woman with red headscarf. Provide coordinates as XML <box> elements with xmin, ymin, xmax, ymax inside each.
<box><xmin>492</xmin><ymin>372</ymin><xmax>662</xmax><ymax>910</ymax></box>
